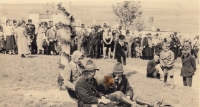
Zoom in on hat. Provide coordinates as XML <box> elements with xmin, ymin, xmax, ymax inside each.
<box><xmin>81</xmin><ymin>24</ymin><xmax>85</xmax><ymax>28</ymax></box>
<box><xmin>119</xmin><ymin>35</ymin><xmax>125</xmax><ymax>40</ymax></box>
<box><xmin>13</xmin><ymin>20</ymin><xmax>17</xmax><ymax>23</ymax></box>
<box><xmin>113</xmin><ymin>62</ymin><xmax>124</xmax><ymax>73</ymax></box>
<box><xmin>83</xmin><ymin>60</ymin><xmax>99</xmax><ymax>72</ymax></box>
<box><xmin>28</xmin><ymin>19</ymin><xmax>32</xmax><ymax>22</ymax></box>
<box><xmin>182</xmin><ymin>44</ymin><xmax>191</xmax><ymax>53</ymax></box>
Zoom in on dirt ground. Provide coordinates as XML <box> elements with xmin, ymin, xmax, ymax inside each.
<box><xmin>0</xmin><ymin>54</ymin><xmax>199</xmax><ymax>107</ymax></box>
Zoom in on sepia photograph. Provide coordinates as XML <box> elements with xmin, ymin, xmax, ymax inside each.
<box><xmin>0</xmin><ymin>0</ymin><xmax>199</xmax><ymax>107</ymax></box>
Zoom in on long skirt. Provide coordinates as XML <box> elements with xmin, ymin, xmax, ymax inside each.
<box><xmin>17</xmin><ymin>37</ymin><xmax>30</xmax><ymax>55</ymax></box>
<box><xmin>6</xmin><ymin>35</ymin><xmax>15</xmax><ymax>51</ymax></box>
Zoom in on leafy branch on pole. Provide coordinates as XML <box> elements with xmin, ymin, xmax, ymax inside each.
<box><xmin>112</xmin><ymin>1</ymin><xmax>143</xmax><ymax>31</ymax></box>
<box><xmin>57</xmin><ymin>2</ymin><xmax>75</xmax><ymax>25</ymax></box>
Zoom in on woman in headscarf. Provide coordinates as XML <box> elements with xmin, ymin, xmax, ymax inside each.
<box><xmin>58</xmin><ymin>50</ymin><xmax>84</xmax><ymax>100</ymax></box>
<box><xmin>15</xmin><ymin>21</ymin><xmax>30</xmax><ymax>57</ymax></box>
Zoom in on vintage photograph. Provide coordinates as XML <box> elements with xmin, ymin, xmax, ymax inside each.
<box><xmin>0</xmin><ymin>0</ymin><xmax>199</xmax><ymax>107</ymax></box>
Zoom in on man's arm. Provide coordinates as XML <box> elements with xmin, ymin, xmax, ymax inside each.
<box><xmin>125</xmin><ymin>77</ymin><xmax>134</xmax><ymax>98</ymax></box>
<box><xmin>159</xmin><ymin>51</ymin><xmax>166</xmax><ymax>67</ymax></box>
<box><xmin>191</xmin><ymin>57</ymin><xmax>196</xmax><ymax>71</ymax></box>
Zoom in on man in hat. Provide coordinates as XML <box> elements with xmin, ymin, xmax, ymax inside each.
<box><xmin>98</xmin><ymin>62</ymin><xmax>163</xmax><ymax>107</ymax></box>
<box><xmin>115</xmin><ymin>35</ymin><xmax>127</xmax><ymax>65</ymax></box>
<box><xmin>46</xmin><ymin>21</ymin><xmax>57</xmax><ymax>55</ymax></box>
<box><xmin>75</xmin><ymin>60</ymin><xmax>138</xmax><ymax>107</ymax></box>
<box><xmin>160</xmin><ymin>42</ymin><xmax>175</xmax><ymax>88</ymax></box>
<box><xmin>88</xmin><ymin>25</ymin><xmax>100</xmax><ymax>59</ymax></box>
<box><xmin>142</xmin><ymin>33</ymin><xmax>153</xmax><ymax>60</ymax></box>
<box><xmin>26</xmin><ymin>19</ymin><xmax>36</xmax><ymax>54</ymax></box>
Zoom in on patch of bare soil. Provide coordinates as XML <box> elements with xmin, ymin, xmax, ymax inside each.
<box><xmin>0</xmin><ymin>55</ymin><xmax>199</xmax><ymax>107</ymax></box>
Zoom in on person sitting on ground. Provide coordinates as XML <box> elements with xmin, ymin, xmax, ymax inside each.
<box><xmin>146</xmin><ymin>54</ymin><xmax>164</xmax><ymax>80</ymax></box>
<box><xmin>58</xmin><ymin>50</ymin><xmax>84</xmax><ymax>100</ymax></box>
<box><xmin>99</xmin><ymin>62</ymin><xmax>163</xmax><ymax>107</ymax></box>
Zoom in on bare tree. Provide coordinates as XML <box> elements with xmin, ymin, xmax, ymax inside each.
<box><xmin>112</xmin><ymin>1</ymin><xmax>143</xmax><ymax>31</ymax></box>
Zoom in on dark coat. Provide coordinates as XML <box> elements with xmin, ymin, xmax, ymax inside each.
<box><xmin>99</xmin><ymin>73</ymin><xmax>134</xmax><ymax>99</ymax></box>
<box><xmin>89</xmin><ymin>32</ymin><xmax>100</xmax><ymax>46</ymax></box>
<box><xmin>116</xmin><ymin>42</ymin><xmax>127</xmax><ymax>57</ymax></box>
<box><xmin>180</xmin><ymin>55</ymin><xmax>196</xmax><ymax>77</ymax></box>
<box><xmin>142</xmin><ymin>37</ymin><xmax>152</xmax><ymax>57</ymax></box>
<box><xmin>147</xmin><ymin>59</ymin><xmax>160</xmax><ymax>77</ymax></box>
<box><xmin>75</xmin><ymin>76</ymin><xmax>103</xmax><ymax>107</ymax></box>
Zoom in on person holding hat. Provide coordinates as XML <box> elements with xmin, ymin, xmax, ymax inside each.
<box><xmin>160</xmin><ymin>42</ymin><xmax>175</xmax><ymax>88</ymax></box>
<box><xmin>180</xmin><ymin>44</ymin><xmax>196</xmax><ymax>87</ymax></box>
<box><xmin>98</xmin><ymin>62</ymin><xmax>163</xmax><ymax>107</ymax></box>
<box><xmin>116</xmin><ymin>35</ymin><xmax>127</xmax><ymax>65</ymax></box>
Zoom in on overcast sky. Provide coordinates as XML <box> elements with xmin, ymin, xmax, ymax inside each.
<box><xmin>0</xmin><ymin>0</ymin><xmax>199</xmax><ymax>10</ymax></box>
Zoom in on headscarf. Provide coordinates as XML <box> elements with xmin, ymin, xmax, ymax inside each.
<box><xmin>71</xmin><ymin>51</ymin><xmax>84</xmax><ymax>63</ymax></box>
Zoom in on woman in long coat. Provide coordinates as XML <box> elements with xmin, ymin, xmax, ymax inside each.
<box><xmin>15</xmin><ymin>21</ymin><xmax>30</xmax><ymax>57</ymax></box>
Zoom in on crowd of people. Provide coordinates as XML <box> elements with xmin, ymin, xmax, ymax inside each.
<box><xmin>0</xmin><ymin>18</ymin><xmax>199</xmax><ymax>107</ymax></box>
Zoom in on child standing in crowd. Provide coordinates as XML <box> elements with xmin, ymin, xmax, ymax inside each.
<box><xmin>180</xmin><ymin>44</ymin><xmax>196</xmax><ymax>87</ymax></box>
<box><xmin>160</xmin><ymin>42</ymin><xmax>175</xmax><ymax>88</ymax></box>
<box><xmin>116</xmin><ymin>35</ymin><xmax>127</xmax><ymax>65</ymax></box>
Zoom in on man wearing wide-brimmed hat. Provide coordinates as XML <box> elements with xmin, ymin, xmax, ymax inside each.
<box><xmin>160</xmin><ymin>42</ymin><xmax>175</xmax><ymax>88</ymax></box>
<box><xmin>115</xmin><ymin>35</ymin><xmax>127</xmax><ymax>65</ymax></box>
<box><xmin>97</xmin><ymin>62</ymin><xmax>163</xmax><ymax>107</ymax></box>
<box><xmin>180</xmin><ymin>44</ymin><xmax>196</xmax><ymax>87</ymax></box>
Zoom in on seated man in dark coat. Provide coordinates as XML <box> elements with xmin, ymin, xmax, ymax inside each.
<box><xmin>146</xmin><ymin>54</ymin><xmax>164</xmax><ymax>79</ymax></box>
<box><xmin>75</xmin><ymin>60</ymin><xmax>139</xmax><ymax>107</ymax></box>
<box><xmin>99</xmin><ymin>62</ymin><xmax>163</xmax><ymax>107</ymax></box>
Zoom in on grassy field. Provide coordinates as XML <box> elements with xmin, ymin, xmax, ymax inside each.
<box><xmin>0</xmin><ymin>54</ymin><xmax>199</xmax><ymax>107</ymax></box>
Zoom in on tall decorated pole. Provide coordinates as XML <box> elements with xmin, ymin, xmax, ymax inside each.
<box><xmin>57</xmin><ymin>1</ymin><xmax>74</xmax><ymax>65</ymax></box>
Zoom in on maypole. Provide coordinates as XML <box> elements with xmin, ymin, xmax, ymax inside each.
<box><xmin>57</xmin><ymin>1</ymin><xmax>75</xmax><ymax>65</ymax></box>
